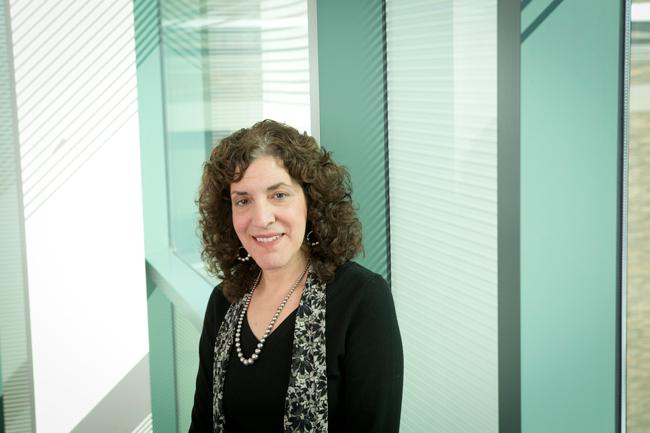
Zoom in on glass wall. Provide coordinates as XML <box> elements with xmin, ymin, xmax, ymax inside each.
<box><xmin>386</xmin><ymin>1</ymin><xmax>499</xmax><ymax>432</ymax></box>
<box><xmin>135</xmin><ymin>0</ymin><xmax>627</xmax><ymax>431</ymax></box>
<box><xmin>159</xmin><ymin>0</ymin><xmax>313</xmax><ymax>271</ymax></box>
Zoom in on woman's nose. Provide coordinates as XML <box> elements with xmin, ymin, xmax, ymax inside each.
<box><xmin>252</xmin><ymin>200</ymin><xmax>275</xmax><ymax>227</ymax></box>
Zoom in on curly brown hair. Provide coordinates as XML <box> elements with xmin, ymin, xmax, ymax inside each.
<box><xmin>198</xmin><ymin>119</ymin><xmax>363</xmax><ymax>301</ymax></box>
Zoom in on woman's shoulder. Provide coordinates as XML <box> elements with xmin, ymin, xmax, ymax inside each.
<box><xmin>327</xmin><ymin>261</ymin><xmax>391</xmax><ymax>303</ymax></box>
<box><xmin>204</xmin><ymin>283</ymin><xmax>233</xmax><ymax>326</ymax></box>
<box><xmin>326</xmin><ymin>262</ymin><xmax>400</xmax><ymax>343</ymax></box>
<box><xmin>207</xmin><ymin>282</ymin><xmax>229</xmax><ymax>305</ymax></box>
<box><xmin>332</xmin><ymin>261</ymin><xmax>387</xmax><ymax>285</ymax></box>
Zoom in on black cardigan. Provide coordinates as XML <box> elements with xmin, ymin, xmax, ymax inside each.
<box><xmin>189</xmin><ymin>261</ymin><xmax>404</xmax><ymax>432</ymax></box>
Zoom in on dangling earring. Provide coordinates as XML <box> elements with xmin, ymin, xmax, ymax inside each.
<box><xmin>236</xmin><ymin>246</ymin><xmax>251</xmax><ymax>262</ymax></box>
<box><xmin>306</xmin><ymin>230</ymin><xmax>319</xmax><ymax>247</ymax></box>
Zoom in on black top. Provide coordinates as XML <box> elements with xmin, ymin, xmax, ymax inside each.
<box><xmin>223</xmin><ymin>308</ymin><xmax>297</xmax><ymax>432</ymax></box>
<box><xmin>189</xmin><ymin>261</ymin><xmax>404</xmax><ymax>433</ymax></box>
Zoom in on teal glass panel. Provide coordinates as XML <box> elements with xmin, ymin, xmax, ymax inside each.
<box><xmin>160</xmin><ymin>0</ymin><xmax>209</xmax><ymax>261</ymax></box>
<box><xmin>316</xmin><ymin>0</ymin><xmax>389</xmax><ymax>279</ymax></box>
<box><xmin>385</xmin><ymin>1</ymin><xmax>499</xmax><ymax>432</ymax></box>
<box><xmin>146</xmin><ymin>282</ymin><xmax>178</xmax><ymax>433</ymax></box>
<box><xmin>520</xmin><ymin>1</ymin><xmax>622</xmax><ymax>432</ymax></box>
<box><xmin>134</xmin><ymin>0</ymin><xmax>172</xmax><ymax>253</ymax></box>
<box><xmin>626</xmin><ymin>2</ymin><xmax>650</xmax><ymax>432</ymax></box>
<box><xmin>133</xmin><ymin>2</ymin><xmax>182</xmax><ymax>427</ymax></box>
<box><xmin>172</xmin><ymin>306</ymin><xmax>201</xmax><ymax>433</ymax></box>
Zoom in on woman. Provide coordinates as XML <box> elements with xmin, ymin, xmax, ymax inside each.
<box><xmin>189</xmin><ymin>120</ymin><xmax>403</xmax><ymax>432</ymax></box>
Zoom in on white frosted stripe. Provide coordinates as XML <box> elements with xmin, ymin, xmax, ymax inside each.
<box><xmin>131</xmin><ymin>413</ymin><xmax>153</xmax><ymax>433</ymax></box>
<box><xmin>391</xmin><ymin>249</ymin><xmax>496</xmax><ymax>298</ymax></box>
<box><xmin>259</xmin><ymin>48</ymin><xmax>309</xmax><ymax>57</ymax></box>
<box><xmin>15</xmin><ymin>19</ymin><xmax>135</xmax><ymax>155</ymax></box>
<box><xmin>261</xmin><ymin>8</ymin><xmax>307</xmax><ymax>17</ymax></box>
<box><xmin>396</xmin><ymin>283</ymin><xmax>496</xmax><ymax>322</ymax></box>
<box><xmin>390</xmin><ymin>169</ymin><xmax>496</xmax><ymax>195</ymax></box>
<box><xmin>15</xmin><ymin>27</ymin><xmax>136</xmax><ymax>116</ymax></box>
<box><xmin>262</xmin><ymin>90</ymin><xmax>310</xmax><ymax>99</ymax></box>
<box><xmin>16</xmin><ymin>55</ymin><xmax>136</xmax><ymax>131</ymax></box>
<box><xmin>631</xmin><ymin>3</ymin><xmax>650</xmax><ymax>21</ymax></box>
<box><xmin>390</xmin><ymin>198</ymin><xmax>496</xmax><ymax>228</ymax></box>
<box><xmin>10</xmin><ymin>1</ymin><xmax>77</xmax><ymax>45</ymax></box>
<box><xmin>260</xmin><ymin>40</ymin><xmax>308</xmax><ymax>50</ymax></box>
<box><xmin>390</xmin><ymin>146</ymin><xmax>496</xmax><ymax>164</ymax></box>
<box><xmin>399</xmin><ymin>322</ymin><xmax>497</xmax><ymax>374</ymax></box>
<box><xmin>261</xmin><ymin>33</ymin><xmax>308</xmax><ymax>43</ymax></box>
<box><xmin>21</xmin><ymin>89</ymin><xmax>138</xmax><ymax>200</ymax></box>
<box><xmin>261</xmin><ymin>51</ymin><xmax>309</xmax><ymax>60</ymax></box>
<box><xmin>12</xmin><ymin>4</ymin><xmax>130</xmax><ymax>87</ymax></box>
<box><xmin>391</xmin><ymin>216</ymin><xmax>496</xmax><ymax>252</ymax></box>
<box><xmin>19</xmin><ymin>59</ymin><xmax>136</xmax><ymax>168</ymax></box>
<box><xmin>258</xmin><ymin>60</ymin><xmax>309</xmax><ymax>70</ymax></box>
<box><xmin>387</xmin><ymin>0</ymin><xmax>498</xmax><ymax>432</ymax></box>
<box><xmin>260</xmin><ymin>26</ymin><xmax>308</xmax><ymax>37</ymax></box>
<box><xmin>260</xmin><ymin>82</ymin><xmax>310</xmax><ymax>92</ymax></box>
<box><xmin>262</xmin><ymin>71</ymin><xmax>309</xmax><ymax>80</ymax></box>
<box><xmin>260</xmin><ymin>3</ymin><xmax>307</xmax><ymax>14</ymax></box>
<box><xmin>392</xmin><ymin>244</ymin><xmax>495</xmax><ymax>288</ymax></box>
<box><xmin>23</xmin><ymin>109</ymin><xmax>139</xmax><ymax>218</ymax></box>
<box><xmin>399</xmin><ymin>297</ymin><xmax>499</xmax><ymax>335</ymax></box>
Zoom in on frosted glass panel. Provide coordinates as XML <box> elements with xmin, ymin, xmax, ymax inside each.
<box><xmin>386</xmin><ymin>1</ymin><xmax>498</xmax><ymax>432</ymax></box>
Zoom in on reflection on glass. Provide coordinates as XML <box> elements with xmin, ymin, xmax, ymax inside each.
<box><xmin>159</xmin><ymin>0</ymin><xmax>312</xmax><ymax>272</ymax></box>
<box><xmin>627</xmin><ymin>2</ymin><xmax>650</xmax><ymax>432</ymax></box>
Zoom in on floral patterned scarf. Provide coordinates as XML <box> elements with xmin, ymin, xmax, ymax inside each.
<box><xmin>212</xmin><ymin>270</ymin><xmax>328</xmax><ymax>432</ymax></box>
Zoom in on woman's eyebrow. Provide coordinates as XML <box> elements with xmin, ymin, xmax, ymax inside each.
<box><xmin>266</xmin><ymin>182</ymin><xmax>292</xmax><ymax>191</ymax></box>
<box><xmin>230</xmin><ymin>182</ymin><xmax>292</xmax><ymax>196</ymax></box>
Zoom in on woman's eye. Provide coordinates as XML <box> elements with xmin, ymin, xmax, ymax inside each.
<box><xmin>234</xmin><ymin>198</ymin><xmax>249</xmax><ymax>207</ymax></box>
<box><xmin>273</xmin><ymin>192</ymin><xmax>288</xmax><ymax>200</ymax></box>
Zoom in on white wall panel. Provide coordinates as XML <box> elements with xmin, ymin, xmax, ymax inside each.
<box><xmin>7</xmin><ymin>0</ymin><xmax>149</xmax><ymax>431</ymax></box>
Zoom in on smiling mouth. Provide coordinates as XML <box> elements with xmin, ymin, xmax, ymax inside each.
<box><xmin>253</xmin><ymin>234</ymin><xmax>283</xmax><ymax>243</ymax></box>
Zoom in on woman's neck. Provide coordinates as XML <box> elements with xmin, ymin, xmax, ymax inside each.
<box><xmin>257</xmin><ymin>255</ymin><xmax>309</xmax><ymax>295</ymax></box>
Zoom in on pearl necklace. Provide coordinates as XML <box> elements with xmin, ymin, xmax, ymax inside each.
<box><xmin>235</xmin><ymin>262</ymin><xmax>310</xmax><ymax>366</ymax></box>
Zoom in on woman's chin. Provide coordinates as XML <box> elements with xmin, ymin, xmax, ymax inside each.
<box><xmin>252</xmin><ymin>253</ymin><xmax>307</xmax><ymax>274</ymax></box>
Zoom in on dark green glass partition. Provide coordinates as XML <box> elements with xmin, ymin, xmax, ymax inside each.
<box><xmin>317</xmin><ymin>0</ymin><xmax>390</xmax><ymax>281</ymax></box>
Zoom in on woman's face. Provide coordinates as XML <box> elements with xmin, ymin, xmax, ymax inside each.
<box><xmin>230</xmin><ymin>155</ymin><xmax>308</xmax><ymax>274</ymax></box>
